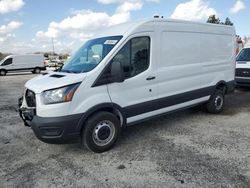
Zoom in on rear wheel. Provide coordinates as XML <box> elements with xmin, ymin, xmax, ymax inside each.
<box><xmin>205</xmin><ymin>90</ymin><xmax>225</xmax><ymax>114</ymax></box>
<box><xmin>33</xmin><ymin>67</ymin><xmax>41</xmax><ymax>74</ymax></box>
<box><xmin>0</xmin><ymin>69</ymin><xmax>6</xmax><ymax>76</ymax></box>
<box><xmin>82</xmin><ymin>112</ymin><xmax>121</xmax><ymax>153</ymax></box>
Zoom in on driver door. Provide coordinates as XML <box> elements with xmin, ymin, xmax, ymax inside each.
<box><xmin>107</xmin><ymin>33</ymin><xmax>158</xmax><ymax>123</ymax></box>
<box><xmin>1</xmin><ymin>58</ymin><xmax>13</xmax><ymax>70</ymax></box>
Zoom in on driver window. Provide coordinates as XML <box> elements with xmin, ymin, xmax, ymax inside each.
<box><xmin>112</xmin><ymin>41</ymin><xmax>131</xmax><ymax>78</ymax></box>
<box><xmin>111</xmin><ymin>36</ymin><xmax>150</xmax><ymax>79</ymax></box>
<box><xmin>2</xmin><ymin>58</ymin><xmax>13</xmax><ymax>66</ymax></box>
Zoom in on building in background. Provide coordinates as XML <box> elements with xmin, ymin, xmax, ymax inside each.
<box><xmin>236</xmin><ymin>35</ymin><xmax>244</xmax><ymax>54</ymax></box>
<box><xmin>244</xmin><ymin>37</ymin><xmax>250</xmax><ymax>48</ymax></box>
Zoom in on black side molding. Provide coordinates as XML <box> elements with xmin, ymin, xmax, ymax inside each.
<box><xmin>124</xmin><ymin>85</ymin><xmax>214</xmax><ymax>118</ymax></box>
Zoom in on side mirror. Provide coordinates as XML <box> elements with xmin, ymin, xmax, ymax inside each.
<box><xmin>110</xmin><ymin>61</ymin><xmax>125</xmax><ymax>83</ymax></box>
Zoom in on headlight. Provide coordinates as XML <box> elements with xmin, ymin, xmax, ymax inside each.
<box><xmin>42</xmin><ymin>83</ymin><xmax>81</xmax><ymax>104</ymax></box>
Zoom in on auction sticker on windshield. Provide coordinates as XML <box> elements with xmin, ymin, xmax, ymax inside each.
<box><xmin>104</xmin><ymin>40</ymin><xmax>118</xmax><ymax>45</ymax></box>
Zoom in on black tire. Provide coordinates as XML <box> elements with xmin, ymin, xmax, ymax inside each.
<box><xmin>82</xmin><ymin>111</ymin><xmax>121</xmax><ymax>153</ymax></box>
<box><xmin>205</xmin><ymin>90</ymin><xmax>225</xmax><ymax>114</ymax></box>
<box><xmin>33</xmin><ymin>67</ymin><xmax>41</xmax><ymax>74</ymax></box>
<box><xmin>0</xmin><ymin>69</ymin><xmax>6</xmax><ymax>76</ymax></box>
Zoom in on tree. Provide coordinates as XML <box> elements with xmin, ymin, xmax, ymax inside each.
<box><xmin>224</xmin><ymin>17</ymin><xmax>234</xmax><ymax>26</ymax></box>
<box><xmin>44</xmin><ymin>52</ymin><xmax>49</xmax><ymax>58</ymax></box>
<box><xmin>0</xmin><ymin>52</ymin><xmax>4</xmax><ymax>61</ymax></box>
<box><xmin>0</xmin><ymin>52</ymin><xmax>10</xmax><ymax>61</ymax></box>
<box><xmin>207</xmin><ymin>15</ymin><xmax>234</xmax><ymax>26</ymax></box>
<box><xmin>207</xmin><ymin>15</ymin><xmax>220</xmax><ymax>24</ymax></box>
<box><xmin>60</xmin><ymin>53</ymin><xmax>70</xmax><ymax>60</ymax></box>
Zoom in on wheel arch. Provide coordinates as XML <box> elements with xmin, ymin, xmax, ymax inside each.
<box><xmin>34</xmin><ymin>66</ymin><xmax>41</xmax><ymax>70</ymax></box>
<box><xmin>215</xmin><ymin>80</ymin><xmax>228</xmax><ymax>94</ymax></box>
<box><xmin>77</xmin><ymin>103</ymin><xmax>126</xmax><ymax>132</ymax></box>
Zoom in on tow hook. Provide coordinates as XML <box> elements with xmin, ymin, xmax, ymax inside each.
<box><xmin>18</xmin><ymin>105</ymin><xmax>35</xmax><ymax>127</ymax></box>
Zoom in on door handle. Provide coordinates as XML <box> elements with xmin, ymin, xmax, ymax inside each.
<box><xmin>146</xmin><ymin>76</ymin><xmax>156</xmax><ymax>80</ymax></box>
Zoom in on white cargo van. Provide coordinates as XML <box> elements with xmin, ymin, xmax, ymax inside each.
<box><xmin>235</xmin><ymin>47</ymin><xmax>250</xmax><ymax>86</ymax></box>
<box><xmin>19</xmin><ymin>18</ymin><xmax>236</xmax><ymax>153</ymax></box>
<box><xmin>0</xmin><ymin>54</ymin><xmax>45</xmax><ymax>76</ymax></box>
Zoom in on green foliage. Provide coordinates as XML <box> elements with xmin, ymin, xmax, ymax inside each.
<box><xmin>0</xmin><ymin>52</ymin><xmax>10</xmax><ymax>61</ymax></box>
<box><xmin>59</xmin><ymin>53</ymin><xmax>70</xmax><ymax>60</ymax></box>
<box><xmin>207</xmin><ymin>15</ymin><xmax>220</xmax><ymax>24</ymax></box>
<box><xmin>224</xmin><ymin>17</ymin><xmax>234</xmax><ymax>26</ymax></box>
<box><xmin>207</xmin><ymin>15</ymin><xmax>234</xmax><ymax>26</ymax></box>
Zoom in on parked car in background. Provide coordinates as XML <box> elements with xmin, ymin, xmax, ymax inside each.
<box><xmin>235</xmin><ymin>47</ymin><xmax>250</xmax><ymax>87</ymax></box>
<box><xmin>0</xmin><ymin>54</ymin><xmax>45</xmax><ymax>76</ymax></box>
<box><xmin>47</xmin><ymin>60</ymin><xmax>57</xmax><ymax>67</ymax></box>
<box><xmin>57</xmin><ymin>60</ymin><xmax>64</xmax><ymax>67</ymax></box>
<box><xmin>19</xmin><ymin>18</ymin><xmax>235</xmax><ymax>153</ymax></box>
<box><xmin>47</xmin><ymin>59</ymin><xmax>62</xmax><ymax>67</ymax></box>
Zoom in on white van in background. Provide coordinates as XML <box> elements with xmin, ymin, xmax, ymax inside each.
<box><xmin>235</xmin><ymin>47</ymin><xmax>250</xmax><ymax>87</ymax></box>
<box><xmin>19</xmin><ymin>18</ymin><xmax>236</xmax><ymax>153</ymax></box>
<box><xmin>0</xmin><ymin>54</ymin><xmax>45</xmax><ymax>76</ymax></box>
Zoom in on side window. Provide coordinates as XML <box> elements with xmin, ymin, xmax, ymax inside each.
<box><xmin>112</xmin><ymin>37</ymin><xmax>150</xmax><ymax>79</ymax></box>
<box><xmin>2</xmin><ymin>58</ymin><xmax>13</xmax><ymax>66</ymax></box>
<box><xmin>131</xmin><ymin>37</ymin><xmax>150</xmax><ymax>77</ymax></box>
<box><xmin>112</xmin><ymin>41</ymin><xmax>131</xmax><ymax>78</ymax></box>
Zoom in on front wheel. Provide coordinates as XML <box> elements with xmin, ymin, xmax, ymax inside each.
<box><xmin>82</xmin><ymin>112</ymin><xmax>121</xmax><ymax>153</ymax></box>
<box><xmin>205</xmin><ymin>90</ymin><xmax>225</xmax><ymax>114</ymax></box>
<box><xmin>0</xmin><ymin>69</ymin><xmax>6</xmax><ymax>76</ymax></box>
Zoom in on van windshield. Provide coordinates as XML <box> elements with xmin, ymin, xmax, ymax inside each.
<box><xmin>61</xmin><ymin>36</ymin><xmax>122</xmax><ymax>73</ymax></box>
<box><xmin>237</xmin><ymin>48</ymin><xmax>250</xmax><ymax>61</ymax></box>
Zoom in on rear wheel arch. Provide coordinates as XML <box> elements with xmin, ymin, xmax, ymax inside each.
<box><xmin>215</xmin><ymin>81</ymin><xmax>227</xmax><ymax>94</ymax></box>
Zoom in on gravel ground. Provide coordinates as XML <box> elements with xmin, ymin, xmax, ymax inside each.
<box><xmin>0</xmin><ymin>72</ymin><xmax>250</xmax><ymax>188</ymax></box>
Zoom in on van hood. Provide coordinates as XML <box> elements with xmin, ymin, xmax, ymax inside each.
<box><xmin>25</xmin><ymin>72</ymin><xmax>87</xmax><ymax>94</ymax></box>
<box><xmin>236</xmin><ymin>61</ymin><xmax>250</xmax><ymax>69</ymax></box>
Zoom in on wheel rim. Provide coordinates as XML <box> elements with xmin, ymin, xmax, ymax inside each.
<box><xmin>214</xmin><ymin>95</ymin><xmax>223</xmax><ymax>110</ymax></box>
<box><xmin>92</xmin><ymin>120</ymin><xmax>115</xmax><ymax>146</ymax></box>
<box><xmin>35</xmin><ymin>69</ymin><xmax>40</xmax><ymax>73</ymax></box>
<box><xmin>0</xmin><ymin>70</ymin><xmax>5</xmax><ymax>75</ymax></box>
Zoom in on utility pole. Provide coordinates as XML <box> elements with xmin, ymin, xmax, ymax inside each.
<box><xmin>51</xmin><ymin>38</ymin><xmax>55</xmax><ymax>57</ymax></box>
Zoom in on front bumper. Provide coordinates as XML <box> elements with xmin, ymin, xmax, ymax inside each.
<box><xmin>19</xmin><ymin>97</ymin><xmax>82</xmax><ymax>143</ymax></box>
<box><xmin>235</xmin><ymin>77</ymin><xmax>250</xmax><ymax>87</ymax></box>
<box><xmin>31</xmin><ymin>114</ymin><xmax>82</xmax><ymax>143</ymax></box>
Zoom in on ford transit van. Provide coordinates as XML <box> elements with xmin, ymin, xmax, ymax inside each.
<box><xmin>19</xmin><ymin>18</ymin><xmax>236</xmax><ymax>152</ymax></box>
<box><xmin>235</xmin><ymin>47</ymin><xmax>250</xmax><ymax>86</ymax></box>
<box><xmin>0</xmin><ymin>54</ymin><xmax>45</xmax><ymax>76</ymax></box>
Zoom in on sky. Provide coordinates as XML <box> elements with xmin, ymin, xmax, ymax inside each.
<box><xmin>0</xmin><ymin>0</ymin><xmax>249</xmax><ymax>54</ymax></box>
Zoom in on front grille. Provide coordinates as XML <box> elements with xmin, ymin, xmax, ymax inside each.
<box><xmin>25</xmin><ymin>89</ymin><xmax>36</xmax><ymax>107</ymax></box>
<box><xmin>235</xmin><ymin>68</ymin><xmax>250</xmax><ymax>77</ymax></box>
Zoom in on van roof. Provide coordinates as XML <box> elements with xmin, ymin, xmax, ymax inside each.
<box><xmin>0</xmin><ymin>54</ymin><xmax>44</xmax><ymax>62</ymax></box>
<box><xmin>94</xmin><ymin>18</ymin><xmax>235</xmax><ymax>39</ymax></box>
<box><xmin>3</xmin><ymin>54</ymin><xmax>43</xmax><ymax>58</ymax></box>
